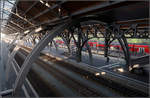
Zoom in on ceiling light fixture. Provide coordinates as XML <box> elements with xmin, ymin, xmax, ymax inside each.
<box><xmin>24</xmin><ymin>30</ymin><xmax>30</xmax><ymax>34</ymax></box>
<box><xmin>101</xmin><ymin>72</ymin><xmax>106</xmax><ymax>75</ymax></box>
<box><xmin>58</xmin><ymin>8</ymin><xmax>61</xmax><ymax>12</ymax></box>
<box><xmin>45</xmin><ymin>3</ymin><xmax>50</xmax><ymax>7</ymax></box>
<box><xmin>35</xmin><ymin>27</ymin><xmax>43</xmax><ymax>32</ymax></box>
<box><xmin>117</xmin><ymin>68</ymin><xmax>124</xmax><ymax>73</ymax></box>
<box><xmin>95</xmin><ymin>73</ymin><xmax>100</xmax><ymax>76</ymax></box>
<box><xmin>133</xmin><ymin>64</ymin><xmax>139</xmax><ymax>68</ymax></box>
<box><xmin>39</xmin><ymin>0</ymin><xmax>44</xmax><ymax>4</ymax></box>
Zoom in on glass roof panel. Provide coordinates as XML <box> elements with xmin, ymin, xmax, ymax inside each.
<box><xmin>7</xmin><ymin>0</ymin><xmax>16</xmax><ymax>4</ymax></box>
<box><xmin>1</xmin><ymin>0</ymin><xmax>16</xmax><ymax>34</ymax></box>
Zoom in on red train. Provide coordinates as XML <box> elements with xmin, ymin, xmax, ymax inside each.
<box><xmin>56</xmin><ymin>40</ymin><xmax>150</xmax><ymax>54</ymax></box>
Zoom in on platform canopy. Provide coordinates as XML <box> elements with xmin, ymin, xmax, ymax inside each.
<box><xmin>0</xmin><ymin>0</ymin><xmax>149</xmax><ymax>35</ymax></box>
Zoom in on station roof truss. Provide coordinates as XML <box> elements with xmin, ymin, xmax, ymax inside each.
<box><xmin>0</xmin><ymin>0</ymin><xmax>149</xmax><ymax>38</ymax></box>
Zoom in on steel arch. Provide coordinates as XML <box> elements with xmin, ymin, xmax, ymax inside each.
<box><xmin>9</xmin><ymin>18</ymin><xmax>132</xmax><ymax>96</ymax></box>
<box><xmin>13</xmin><ymin>21</ymin><xmax>73</xmax><ymax>95</ymax></box>
<box><xmin>70</xmin><ymin>20</ymin><xmax>131</xmax><ymax>69</ymax></box>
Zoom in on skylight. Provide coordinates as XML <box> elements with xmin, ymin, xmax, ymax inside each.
<box><xmin>1</xmin><ymin>0</ymin><xmax>16</xmax><ymax>34</ymax></box>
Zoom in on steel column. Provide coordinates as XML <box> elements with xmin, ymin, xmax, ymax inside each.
<box><xmin>61</xmin><ymin>33</ymin><xmax>71</xmax><ymax>53</ymax></box>
<box><xmin>52</xmin><ymin>40</ymin><xmax>58</xmax><ymax>51</ymax></box>
<box><xmin>76</xmin><ymin>27</ymin><xmax>82</xmax><ymax>62</ymax></box>
<box><xmin>81</xmin><ymin>32</ymin><xmax>93</xmax><ymax>64</ymax></box>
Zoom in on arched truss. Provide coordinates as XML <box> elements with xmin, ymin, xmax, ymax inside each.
<box><xmin>12</xmin><ymin>21</ymin><xmax>73</xmax><ymax>95</ymax></box>
<box><xmin>5</xmin><ymin>18</ymin><xmax>149</xmax><ymax>96</ymax></box>
<box><xmin>5</xmin><ymin>28</ymin><xmax>50</xmax><ymax>81</ymax></box>
<box><xmin>56</xmin><ymin>20</ymin><xmax>130</xmax><ymax>67</ymax></box>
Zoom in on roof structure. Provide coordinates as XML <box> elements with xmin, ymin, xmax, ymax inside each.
<box><xmin>0</xmin><ymin>0</ymin><xmax>149</xmax><ymax>35</ymax></box>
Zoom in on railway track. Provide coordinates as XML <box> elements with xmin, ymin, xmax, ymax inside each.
<box><xmin>12</xmin><ymin>46</ymin><xmax>148</xmax><ymax>97</ymax></box>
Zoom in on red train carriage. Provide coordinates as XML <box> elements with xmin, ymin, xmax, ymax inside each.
<box><xmin>56</xmin><ymin>40</ymin><xmax>150</xmax><ymax>54</ymax></box>
<box><xmin>129</xmin><ymin>44</ymin><xmax>150</xmax><ymax>54</ymax></box>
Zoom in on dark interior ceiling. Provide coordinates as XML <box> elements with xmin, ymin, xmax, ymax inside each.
<box><xmin>1</xmin><ymin>0</ymin><xmax>149</xmax><ymax>34</ymax></box>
